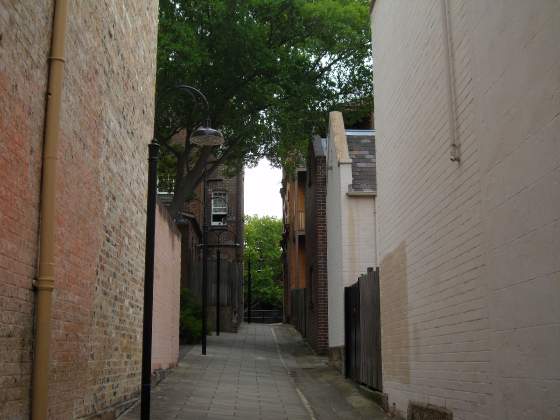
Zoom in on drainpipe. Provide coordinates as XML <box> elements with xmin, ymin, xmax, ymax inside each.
<box><xmin>440</xmin><ymin>0</ymin><xmax>460</xmax><ymax>162</ymax></box>
<box><xmin>32</xmin><ymin>1</ymin><xmax>69</xmax><ymax>419</ymax></box>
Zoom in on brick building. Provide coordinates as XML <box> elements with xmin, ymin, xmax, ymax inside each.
<box><xmin>280</xmin><ymin>166</ymin><xmax>307</xmax><ymax>330</ymax></box>
<box><xmin>172</xmin><ymin>163</ymin><xmax>245</xmax><ymax>333</ymax></box>
<box><xmin>371</xmin><ymin>1</ymin><xmax>560</xmax><ymax>418</ymax></box>
<box><xmin>0</xmin><ymin>1</ymin><xmax>183</xmax><ymax>418</ymax></box>
<box><xmin>281</xmin><ymin>114</ymin><xmax>376</xmax><ymax>357</ymax></box>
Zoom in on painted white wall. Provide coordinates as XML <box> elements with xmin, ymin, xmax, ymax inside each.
<box><xmin>326</xmin><ymin>113</ymin><xmax>346</xmax><ymax>349</ymax></box>
<box><xmin>342</xmin><ymin>194</ymin><xmax>377</xmax><ymax>288</ymax></box>
<box><xmin>326</xmin><ymin>112</ymin><xmax>377</xmax><ymax>349</ymax></box>
<box><xmin>372</xmin><ymin>1</ymin><xmax>560</xmax><ymax>419</ymax></box>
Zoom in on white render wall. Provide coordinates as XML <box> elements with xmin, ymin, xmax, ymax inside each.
<box><xmin>326</xmin><ymin>112</ymin><xmax>377</xmax><ymax>349</ymax></box>
<box><xmin>341</xmin><ymin>194</ymin><xmax>377</xmax><ymax>288</ymax></box>
<box><xmin>326</xmin><ymin>113</ymin><xmax>348</xmax><ymax>349</ymax></box>
<box><xmin>371</xmin><ymin>1</ymin><xmax>560</xmax><ymax>419</ymax></box>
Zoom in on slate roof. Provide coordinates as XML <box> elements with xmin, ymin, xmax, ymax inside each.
<box><xmin>312</xmin><ymin>136</ymin><xmax>327</xmax><ymax>157</ymax></box>
<box><xmin>346</xmin><ymin>130</ymin><xmax>376</xmax><ymax>193</ymax></box>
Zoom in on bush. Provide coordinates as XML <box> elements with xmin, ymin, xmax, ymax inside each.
<box><xmin>244</xmin><ymin>215</ymin><xmax>283</xmax><ymax>310</ymax></box>
<box><xmin>179</xmin><ymin>288</ymin><xmax>202</xmax><ymax>344</ymax></box>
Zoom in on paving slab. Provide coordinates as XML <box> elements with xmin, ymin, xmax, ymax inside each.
<box><xmin>121</xmin><ymin>323</ymin><xmax>389</xmax><ymax>419</ymax></box>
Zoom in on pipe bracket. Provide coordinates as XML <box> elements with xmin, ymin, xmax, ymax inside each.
<box><xmin>34</xmin><ymin>276</ymin><xmax>55</xmax><ymax>291</ymax></box>
<box><xmin>48</xmin><ymin>56</ymin><xmax>65</xmax><ymax>63</ymax></box>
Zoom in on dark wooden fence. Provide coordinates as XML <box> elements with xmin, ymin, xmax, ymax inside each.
<box><xmin>290</xmin><ymin>288</ymin><xmax>307</xmax><ymax>336</ymax></box>
<box><xmin>344</xmin><ymin>267</ymin><xmax>382</xmax><ymax>391</ymax></box>
<box><xmin>187</xmin><ymin>260</ymin><xmax>242</xmax><ymax>307</ymax></box>
<box><xmin>186</xmin><ymin>260</ymin><xmax>244</xmax><ymax>331</ymax></box>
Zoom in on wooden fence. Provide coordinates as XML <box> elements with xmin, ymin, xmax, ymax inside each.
<box><xmin>186</xmin><ymin>259</ymin><xmax>243</xmax><ymax>331</ymax></box>
<box><xmin>344</xmin><ymin>267</ymin><xmax>382</xmax><ymax>391</ymax></box>
<box><xmin>290</xmin><ymin>288</ymin><xmax>307</xmax><ymax>336</ymax></box>
<box><xmin>187</xmin><ymin>260</ymin><xmax>242</xmax><ymax>307</ymax></box>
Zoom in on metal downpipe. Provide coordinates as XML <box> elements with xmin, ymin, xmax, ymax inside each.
<box><xmin>32</xmin><ymin>0</ymin><xmax>69</xmax><ymax>418</ymax></box>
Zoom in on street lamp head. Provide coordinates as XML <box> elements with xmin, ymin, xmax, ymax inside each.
<box><xmin>190</xmin><ymin>126</ymin><xmax>224</xmax><ymax>146</ymax></box>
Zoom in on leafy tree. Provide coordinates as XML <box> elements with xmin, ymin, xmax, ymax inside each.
<box><xmin>156</xmin><ymin>0</ymin><xmax>373</xmax><ymax>217</ymax></box>
<box><xmin>244</xmin><ymin>215</ymin><xmax>283</xmax><ymax>309</ymax></box>
<box><xmin>179</xmin><ymin>288</ymin><xmax>202</xmax><ymax>343</ymax></box>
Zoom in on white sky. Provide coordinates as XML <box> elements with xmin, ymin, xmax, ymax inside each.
<box><xmin>244</xmin><ymin>159</ymin><xmax>283</xmax><ymax>219</ymax></box>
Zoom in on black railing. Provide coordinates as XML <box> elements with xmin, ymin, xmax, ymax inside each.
<box><xmin>244</xmin><ymin>309</ymin><xmax>283</xmax><ymax>324</ymax></box>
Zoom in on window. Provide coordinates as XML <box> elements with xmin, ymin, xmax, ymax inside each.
<box><xmin>211</xmin><ymin>191</ymin><xmax>228</xmax><ymax>226</ymax></box>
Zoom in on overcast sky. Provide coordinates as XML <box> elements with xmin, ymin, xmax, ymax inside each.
<box><xmin>244</xmin><ymin>159</ymin><xmax>283</xmax><ymax>219</ymax></box>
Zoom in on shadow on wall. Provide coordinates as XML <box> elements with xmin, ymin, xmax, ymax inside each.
<box><xmin>380</xmin><ymin>241</ymin><xmax>410</xmax><ymax>385</ymax></box>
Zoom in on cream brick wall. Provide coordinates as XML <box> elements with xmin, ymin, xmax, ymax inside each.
<box><xmin>371</xmin><ymin>1</ymin><xmax>560</xmax><ymax>419</ymax></box>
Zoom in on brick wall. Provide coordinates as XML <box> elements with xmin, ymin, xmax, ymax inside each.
<box><xmin>0</xmin><ymin>1</ymin><xmax>158</xmax><ymax>418</ymax></box>
<box><xmin>152</xmin><ymin>202</ymin><xmax>181</xmax><ymax>371</ymax></box>
<box><xmin>207</xmin><ymin>165</ymin><xmax>244</xmax><ymax>263</ymax></box>
<box><xmin>372</xmin><ymin>1</ymin><xmax>560</xmax><ymax>419</ymax></box>
<box><xmin>305</xmin><ymin>141</ymin><xmax>329</xmax><ymax>354</ymax></box>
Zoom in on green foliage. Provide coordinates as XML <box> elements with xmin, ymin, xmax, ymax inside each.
<box><xmin>156</xmin><ymin>0</ymin><xmax>373</xmax><ymax>175</ymax></box>
<box><xmin>179</xmin><ymin>288</ymin><xmax>202</xmax><ymax>343</ymax></box>
<box><xmin>244</xmin><ymin>215</ymin><xmax>283</xmax><ymax>309</ymax></box>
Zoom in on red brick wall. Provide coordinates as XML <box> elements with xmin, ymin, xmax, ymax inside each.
<box><xmin>0</xmin><ymin>1</ymin><xmax>158</xmax><ymax>418</ymax></box>
<box><xmin>305</xmin><ymin>147</ymin><xmax>329</xmax><ymax>354</ymax></box>
<box><xmin>0</xmin><ymin>3</ymin><xmax>51</xmax><ymax>415</ymax></box>
<box><xmin>152</xmin><ymin>202</ymin><xmax>181</xmax><ymax>371</ymax></box>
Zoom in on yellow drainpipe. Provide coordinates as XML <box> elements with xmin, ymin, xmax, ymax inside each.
<box><xmin>32</xmin><ymin>0</ymin><xmax>69</xmax><ymax>418</ymax></box>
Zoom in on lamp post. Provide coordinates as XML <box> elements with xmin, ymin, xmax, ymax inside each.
<box><xmin>211</xmin><ymin>228</ymin><xmax>237</xmax><ymax>336</ymax></box>
<box><xmin>141</xmin><ymin>140</ymin><xmax>159</xmax><ymax>420</ymax></box>
<box><xmin>201</xmin><ymin>168</ymin><xmax>209</xmax><ymax>355</ymax></box>
<box><xmin>141</xmin><ymin>85</ymin><xmax>223</xmax><ymax>420</ymax></box>
<box><xmin>216</xmin><ymin>247</ymin><xmax>221</xmax><ymax>336</ymax></box>
<box><xmin>247</xmin><ymin>258</ymin><xmax>252</xmax><ymax>324</ymax></box>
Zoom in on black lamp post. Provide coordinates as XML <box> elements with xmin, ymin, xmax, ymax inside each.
<box><xmin>212</xmin><ymin>229</ymin><xmax>231</xmax><ymax>336</ymax></box>
<box><xmin>201</xmin><ymin>167</ymin><xmax>209</xmax><ymax>355</ymax></box>
<box><xmin>247</xmin><ymin>258</ymin><xmax>252</xmax><ymax>324</ymax></box>
<box><xmin>141</xmin><ymin>85</ymin><xmax>223</xmax><ymax>420</ymax></box>
<box><xmin>141</xmin><ymin>140</ymin><xmax>159</xmax><ymax>420</ymax></box>
<box><xmin>216</xmin><ymin>247</ymin><xmax>221</xmax><ymax>336</ymax></box>
<box><xmin>205</xmin><ymin>228</ymin><xmax>239</xmax><ymax>336</ymax></box>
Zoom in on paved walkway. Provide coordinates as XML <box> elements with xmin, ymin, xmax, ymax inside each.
<box><xmin>122</xmin><ymin>324</ymin><xmax>388</xmax><ymax>420</ymax></box>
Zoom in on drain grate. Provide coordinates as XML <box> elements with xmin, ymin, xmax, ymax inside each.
<box><xmin>408</xmin><ymin>402</ymin><xmax>453</xmax><ymax>420</ymax></box>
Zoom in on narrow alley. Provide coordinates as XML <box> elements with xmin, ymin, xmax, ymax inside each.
<box><xmin>122</xmin><ymin>324</ymin><xmax>388</xmax><ymax>420</ymax></box>
<box><xmin>3</xmin><ymin>2</ymin><xmax>560</xmax><ymax>419</ymax></box>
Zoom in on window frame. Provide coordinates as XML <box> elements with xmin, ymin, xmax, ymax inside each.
<box><xmin>211</xmin><ymin>191</ymin><xmax>228</xmax><ymax>226</ymax></box>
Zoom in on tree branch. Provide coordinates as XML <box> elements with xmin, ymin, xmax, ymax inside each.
<box><xmin>205</xmin><ymin>138</ymin><xmax>241</xmax><ymax>177</ymax></box>
<box><xmin>168</xmin><ymin>146</ymin><xmax>213</xmax><ymax>218</ymax></box>
<box><xmin>161</xmin><ymin>141</ymin><xmax>180</xmax><ymax>158</ymax></box>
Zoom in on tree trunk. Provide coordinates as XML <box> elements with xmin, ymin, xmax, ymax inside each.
<box><xmin>168</xmin><ymin>147</ymin><xmax>213</xmax><ymax>218</ymax></box>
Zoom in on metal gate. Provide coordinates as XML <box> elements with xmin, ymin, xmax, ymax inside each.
<box><xmin>344</xmin><ymin>267</ymin><xmax>382</xmax><ymax>390</ymax></box>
